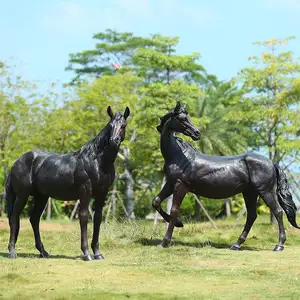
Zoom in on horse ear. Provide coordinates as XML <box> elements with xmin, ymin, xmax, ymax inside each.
<box><xmin>174</xmin><ymin>101</ymin><xmax>181</xmax><ymax>113</ymax></box>
<box><xmin>124</xmin><ymin>107</ymin><xmax>130</xmax><ymax>120</ymax></box>
<box><xmin>107</xmin><ymin>106</ymin><xmax>114</xmax><ymax>118</ymax></box>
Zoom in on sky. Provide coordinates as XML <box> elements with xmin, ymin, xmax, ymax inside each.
<box><xmin>1</xmin><ymin>0</ymin><xmax>300</xmax><ymax>89</ymax></box>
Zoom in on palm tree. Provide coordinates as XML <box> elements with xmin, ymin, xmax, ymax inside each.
<box><xmin>192</xmin><ymin>81</ymin><xmax>248</xmax><ymax>219</ymax></box>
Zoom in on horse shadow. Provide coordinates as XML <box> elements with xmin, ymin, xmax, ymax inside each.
<box><xmin>136</xmin><ymin>238</ymin><xmax>259</xmax><ymax>251</ymax></box>
<box><xmin>0</xmin><ymin>252</ymin><xmax>79</xmax><ymax>260</ymax></box>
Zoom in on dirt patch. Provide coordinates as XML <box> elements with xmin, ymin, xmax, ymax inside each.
<box><xmin>0</xmin><ymin>218</ymin><xmax>75</xmax><ymax>232</ymax></box>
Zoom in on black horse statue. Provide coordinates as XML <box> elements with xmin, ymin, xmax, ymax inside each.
<box><xmin>152</xmin><ymin>101</ymin><xmax>299</xmax><ymax>251</ymax></box>
<box><xmin>6</xmin><ymin>106</ymin><xmax>130</xmax><ymax>261</ymax></box>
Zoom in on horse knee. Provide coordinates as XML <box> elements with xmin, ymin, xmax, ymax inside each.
<box><xmin>152</xmin><ymin>197</ymin><xmax>160</xmax><ymax>209</ymax></box>
<box><xmin>79</xmin><ymin>210</ymin><xmax>89</xmax><ymax>221</ymax></box>
<box><xmin>274</xmin><ymin>208</ymin><xmax>283</xmax><ymax>218</ymax></box>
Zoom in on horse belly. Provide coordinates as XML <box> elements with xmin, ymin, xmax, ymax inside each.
<box><xmin>190</xmin><ymin>168</ymin><xmax>248</xmax><ymax>199</ymax></box>
<box><xmin>194</xmin><ymin>181</ymin><xmax>245</xmax><ymax>199</ymax></box>
<box><xmin>37</xmin><ymin>177</ymin><xmax>78</xmax><ymax>200</ymax></box>
<box><xmin>34</xmin><ymin>167</ymin><xmax>78</xmax><ymax>200</ymax></box>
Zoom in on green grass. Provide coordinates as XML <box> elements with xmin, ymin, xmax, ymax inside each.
<box><xmin>1</xmin><ymin>215</ymin><xmax>300</xmax><ymax>299</ymax></box>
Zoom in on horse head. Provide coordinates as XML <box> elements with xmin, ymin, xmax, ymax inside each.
<box><xmin>107</xmin><ymin>106</ymin><xmax>130</xmax><ymax>147</ymax></box>
<box><xmin>157</xmin><ymin>101</ymin><xmax>200</xmax><ymax>141</ymax></box>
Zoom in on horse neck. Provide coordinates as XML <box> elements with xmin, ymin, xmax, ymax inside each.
<box><xmin>99</xmin><ymin>142</ymin><xmax>119</xmax><ymax>170</ymax></box>
<box><xmin>160</xmin><ymin>126</ymin><xmax>183</xmax><ymax>163</ymax></box>
<box><xmin>94</xmin><ymin>125</ymin><xmax>119</xmax><ymax>169</ymax></box>
<box><xmin>75</xmin><ymin>124</ymin><xmax>110</xmax><ymax>159</ymax></box>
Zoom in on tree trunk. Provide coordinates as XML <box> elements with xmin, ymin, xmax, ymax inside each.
<box><xmin>123</xmin><ymin>147</ymin><xmax>135</xmax><ymax>219</ymax></box>
<box><xmin>111</xmin><ymin>181</ymin><xmax>117</xmax><ymax>218</ymax></box>
<box><xmin>46</xmin><ymin>199</ymin><xmax>51</xmax><ymax>220</ymax></box>
<box><xmin>268</xmin><ymin>140</ymin><xmax>277</xmax><ymax>224</ymax></box>
<box><xmin>194</xmin><ymin>200</ymin><xmax>201</xmax><ymax>221</ymax></box>
<box><xmin>1</xmin><ymin>160</ymin><xmax>8</xmax><ymax>217</ymax></box>
<box><xmin>225</xmin><ymin>199</ymin><xmax>231</xmax><ymax>217</ymax></box>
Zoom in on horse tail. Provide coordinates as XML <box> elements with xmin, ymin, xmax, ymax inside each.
<box><xmin>274</xmin><ymin>163</ymin><xmax>300</xmax><ymax>229</ymax></box>
<box><xmin>5</xmin><ymin>172</ymin><xmax>16</xmax><ymax>219</ymax></box>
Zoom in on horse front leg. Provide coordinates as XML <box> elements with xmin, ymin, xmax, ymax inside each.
<box><xmin>91</xmin><ymin>190</ymin><xmax>107</xmax><ymax>260</ymax></box>
<box><xmin>79</xmin><ymin>186</ymin><xmax>93</xmax><ymax>261</ymax></box>
<box><xmin>158</xmin><ymin>182</ymin><xmax>187</xmax><ymax>248</ymax></box>
<box><xmin>152</xmin><ymin>181</ymin><xmax>184</xmax><ymax>228</ymax></box>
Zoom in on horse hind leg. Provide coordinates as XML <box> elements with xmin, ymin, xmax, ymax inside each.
<box><xmin>30</xmin><ymin>194</ymin><xmax>49</xmax><ymax>258</ymax></box>
<box><xmin>8</xmin><ymin>195</ymin><xmax>29</xmax><ymax>258</ymax></box>
<box><xmin>231</xmin><ymin>190</ymin><xmax>258</xmax><ymax>251</ymax></box>
<box><xmin>260</xmin><ymin>191</ymin><xmax>286</xmax><ymax>251</ymax></box>
<box><xmin>158</xmin><ymin>182</ymin><xmax>187</xmax><ymax>248</ymax></box>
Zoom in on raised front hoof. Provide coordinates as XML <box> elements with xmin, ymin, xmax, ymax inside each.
<box><xmin>273</xmin><ymin>245</ymin><xmax>284</xmax><ymax>252</ymax></box>
<box><xmin>82</xmin><ymin>254</ymin><xmax>94</xmax><ymax>261</ymax></box>
<box><xmin>94</xmin><ymin>254</ymin><xmax>105</xmax><ymax>260</ymax></box>
<box><xmin>175</xmin><ymin>219</ymin><xmax>184</xmax><ymax>228</ymax></box>
<box><xmin>230</xmin><ymin>244</ymin><xmax>241</xmax><ymax>251</ymax></box>
<box><xmin>8</xmin><ymin>252</ymin><xmax>17</xmax><ymax>259</ymax></box>
<box><xmin>39</xmin><ymin>251</ymin><xmax>50</xmax><ymax>258</ymax></box>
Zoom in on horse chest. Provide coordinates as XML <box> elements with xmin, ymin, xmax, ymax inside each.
<box><xmin>164</xmin><ymin>162</ymin><xmax>189</xmax><ymax>182</ymax></box>
<box><xmin>95</xmin><ymin>170</ymin><xmax>115</xmax><ymax>187</ymax></box>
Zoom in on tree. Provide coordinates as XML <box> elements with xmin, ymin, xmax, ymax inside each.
<box><xmin>196</xmin><ymin>81</ymin><xmax>247</xmax><ymax>156</ymax></box>
<box><xmin>66</xmin><ymin>29</ymin><xmax>154</xmax><ymax>84</ymax></box>
<box><xmin>66</xmin><ymin>29</ymin><xmax>211</xmax><ymax>86</ymax></box>
<box><xmin>0</xmin><ymin>62</ymin><xmax>58</xmax><ymax>216</ymax></box>
<box><xmin>225</xmin><ymin>37</ymin><xmax>300</xmax><ymax>223</ymax></box>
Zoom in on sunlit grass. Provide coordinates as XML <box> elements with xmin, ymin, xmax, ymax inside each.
<box><xmin>0</xmin><ymin>215</ymin><xmax>300</xmax><ymax>299</ymax></box>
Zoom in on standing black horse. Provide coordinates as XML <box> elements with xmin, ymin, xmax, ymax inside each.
<box><xmin>6</xmin><ymin>106</ymin><xmax>130</xmax><ymax>261</ymax></box>
<box><xmin>153</xmin><ymin>101</ymin><xmax>299</xmax><ymax>251</ymax></box>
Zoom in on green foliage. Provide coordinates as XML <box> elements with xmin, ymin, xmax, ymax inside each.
<box><xmin>226</xmin><ymin>37</ymin><xmax>300</xmax><ymax>163</ymax></box>
<box><xmin>66</xmin><ymin>29</ymin><xmax>210</xmax><ymax>86</ymax></box>
<box><xmin>196</xmin><ymin>80</ymin><xmax>247</xmax><ymax>155</ymax></box>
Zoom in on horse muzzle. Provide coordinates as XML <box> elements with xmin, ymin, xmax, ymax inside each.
<box><xmin>185</xmin><ymin>128</ymin><xmax>201</xmax><ymax>141</ymax></box>
<box><xmin>191</xmin><ymin>131</ymin><xmax>201</xmax><ymax>141</ymax></box>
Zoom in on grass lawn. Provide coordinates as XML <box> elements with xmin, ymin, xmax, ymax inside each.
<box><xmin>1</xmin><ymin>215</ymin><xmax>300</xmax><ymax>300</ymax></box>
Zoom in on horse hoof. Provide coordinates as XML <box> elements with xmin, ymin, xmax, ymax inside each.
<box><xmin>175</xmin><ymin>218</ymin><xmax>184</xmax><ymax>228</ymax></box>
<box><xmin>94</xmin><ymin>254</ymin><xmax>105</xmax><ymax>260</ymax></box>
<box><xmin>82</xmin><ymin>254</ymin><xmax>93</xmax><ymax>261</ymax></box>
<box><xmin>273</xmin><ymin>245</ymin><xmax>284</xmax><ymax>252</ymax></box>
<box><xmin>39</xmin><ymin>251</ymin><xmax>50</xmax><ymax>258</ymax></box>
<box><xmin>230</xmin><ymin>244</ymin><xmax>241</xmax><ymax>251</ymax></box>
<box><xmin>157</xmin><ymin>242</ymin><xmax>169</xmax><ymax>249</ymax></box>
<box><xmin>8</xmin><ymin>252</ymin><xmax>17</xmax><ymax>259</ymax></box>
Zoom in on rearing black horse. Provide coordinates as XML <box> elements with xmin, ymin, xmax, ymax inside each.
<box><xmin>6</xmin><ymin>106</ymin><xmax>130</xmax><ymax>261</ymax></box>
<box><xmin>153</xmin><ymin>101</ymin><xmax>299</xmax><ymax>251</ymax></box>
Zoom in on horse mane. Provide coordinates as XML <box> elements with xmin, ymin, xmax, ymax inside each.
<box><xmin>73</xmin><ymin>124</ymin><xmax>110</xmax><ymax>158</ymax></box>
<box><xmin>73</xmin><ymin>112</ymin><xmax>124</xmax><ymax>158</ymax></box>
